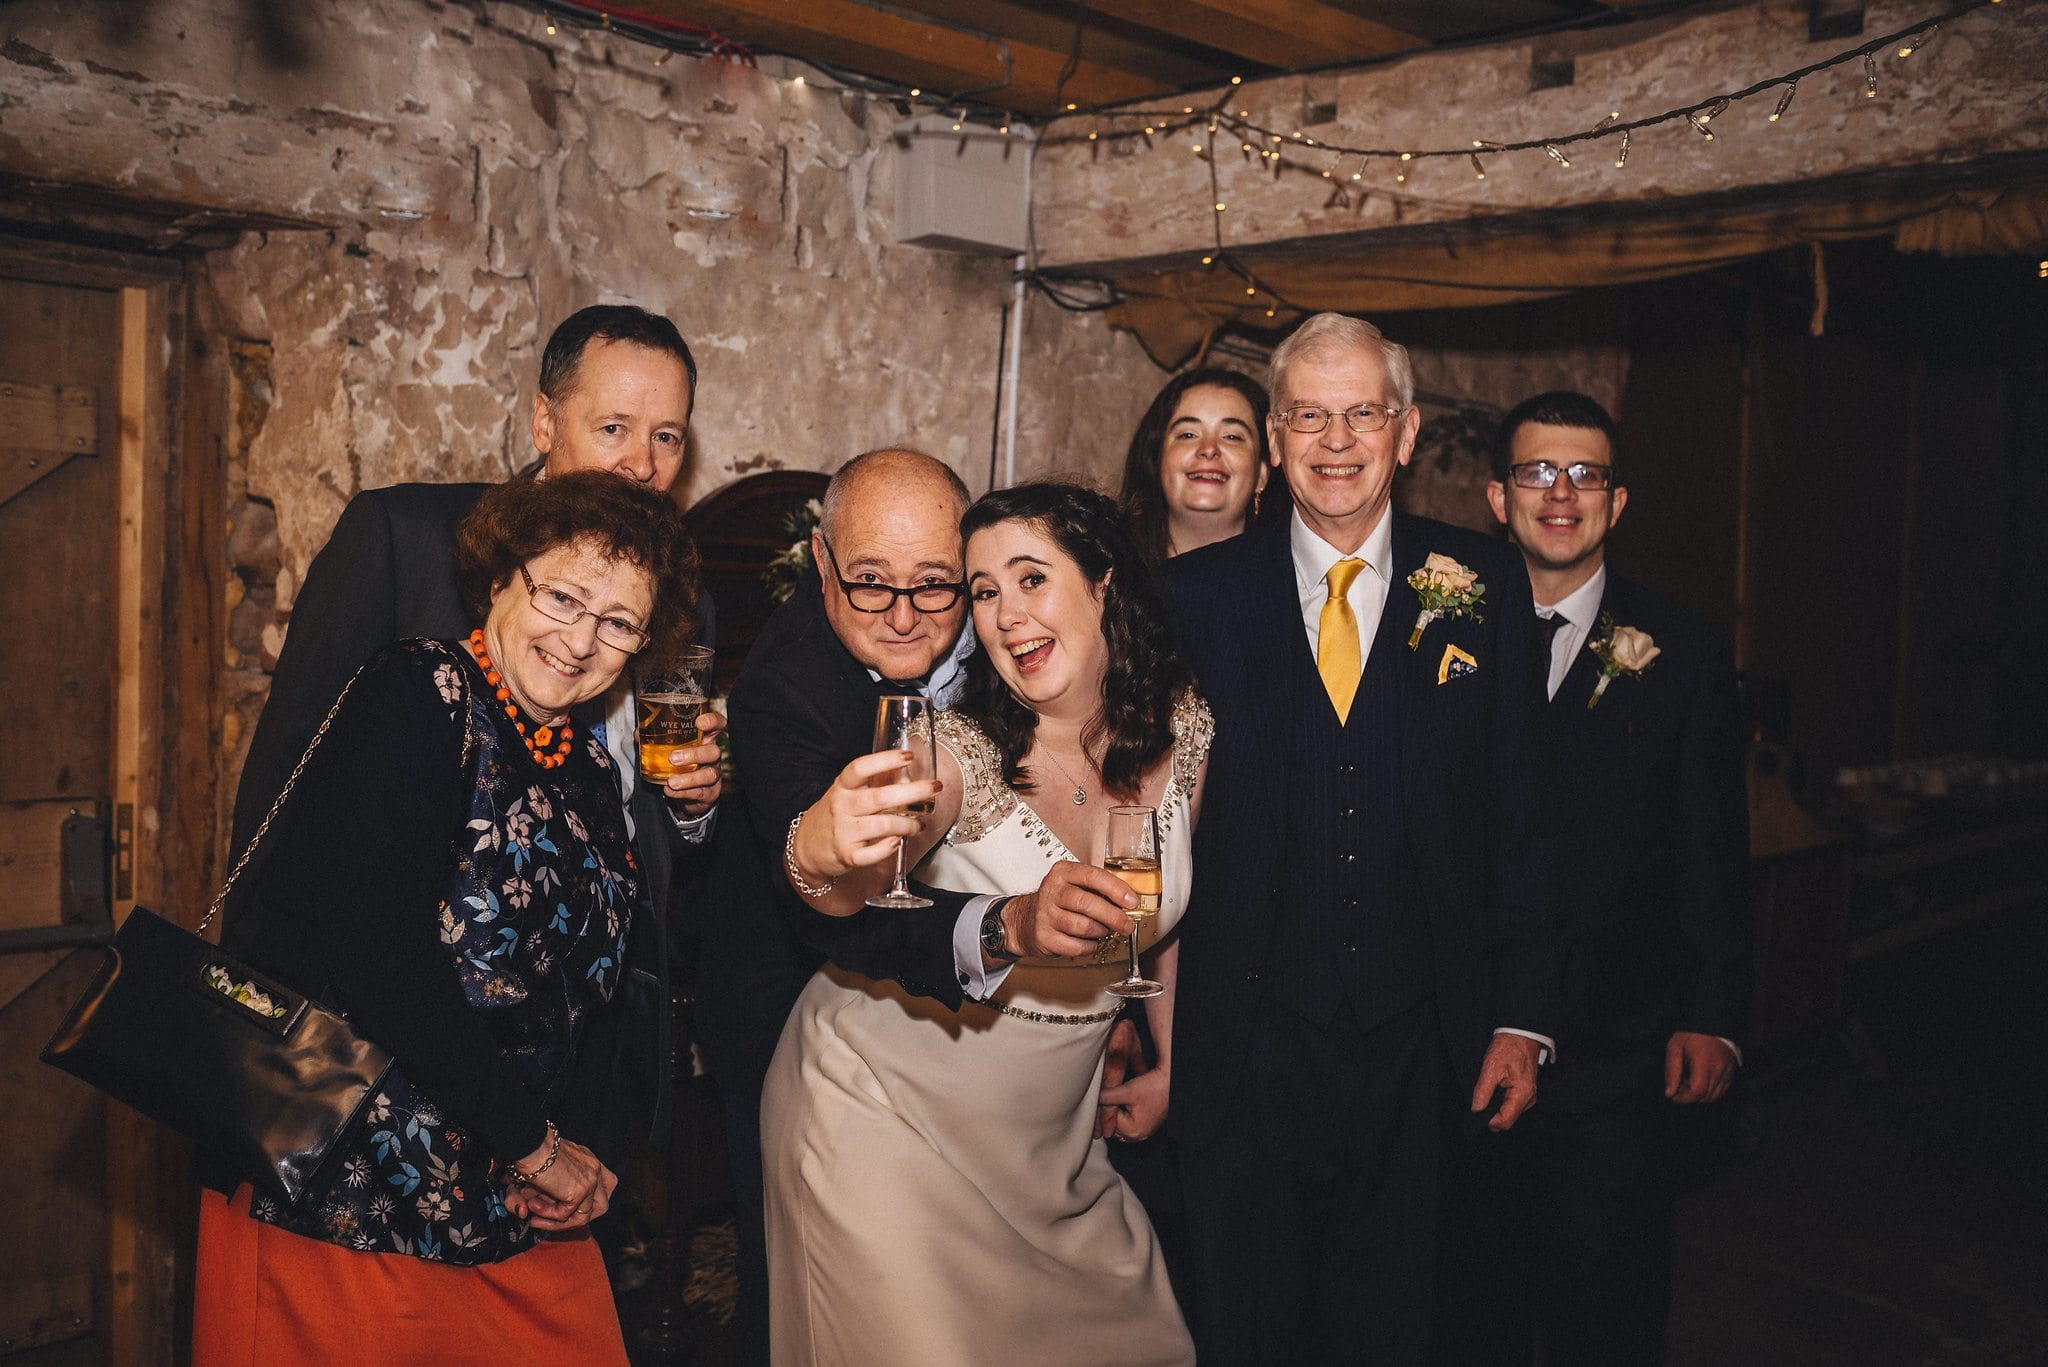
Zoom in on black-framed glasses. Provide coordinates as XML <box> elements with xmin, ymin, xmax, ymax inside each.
<box><xmin>1508</xmin><ymin>461</ymin><xmax>1616</xmax><ymax>492</ymax></box>
<box><xmin>1276</xmin><ymin>402</ymin><xmax>1407</xmax><ymax>435</ymax></box>
<box><xmin>820</xmin><ymin>537</ymin><xmax>966</xmax><ymax>614</ymax></box>
<box><xmin>519</xmin><ymin>566</ymin><xmax>652</xmax><ymax>653</ymax></box>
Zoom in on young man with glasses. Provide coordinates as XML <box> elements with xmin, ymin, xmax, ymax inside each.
<box><xmin>1453</xmin><ymin>390</ymin><xmax>1750</xmax><ymax>1365</ymax></box>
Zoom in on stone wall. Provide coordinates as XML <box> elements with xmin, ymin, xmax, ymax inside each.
<box><xmin>4</xmin><ymin>0</ymin><xmax>1623</xmax><ymax>805</ymax></box>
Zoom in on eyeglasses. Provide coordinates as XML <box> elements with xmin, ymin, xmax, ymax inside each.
<box><xmin>820</xmin><ymin>537</ymin><xmax>966</xmax><ymax>614</ymax></box>
<box><xmin>1276</xmin><ymin>402</ymin><xmax>1407</xmax><ymax>435</ymax></box>
<box><xmin>1508</xmin><ymin>461</ymin><xmax>1617</xmax><ymax>491</ymax></box>
<box><xmin>519</xmin><ymin>566</ymin><xmax>651</xmax><ymax>653</ymax></box>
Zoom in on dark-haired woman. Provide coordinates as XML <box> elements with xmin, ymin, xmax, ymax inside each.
<box><xmin>761</xmin><ymin>482</ymin><xmax>1206</xmax><ymax>1366</ymax></box>
<box><xmin>1119</xmin><ymin>366</ymin><xmax>1281</xmax><ymax>566</ymax></box>
<box><xmin>192</xmin><ymin>471</ymin><xmax>707</xmax><ymax>1365</ymax></box>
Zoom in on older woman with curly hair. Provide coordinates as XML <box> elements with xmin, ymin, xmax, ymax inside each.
<box><xmin>193</xmin><ymin>470</ymin><xmax>701</xmax><ymax>1366</ymax></box>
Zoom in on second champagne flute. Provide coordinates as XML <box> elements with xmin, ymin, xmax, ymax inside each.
<box><xmin>1102</xmin><ymin>804</ymin><xmax>1164</xmax><ymax>998</ymax></box>
<box><xmin>866</xmin><ymin>694</ymin><xmax>936</xmax><ymax>910</ymax></box>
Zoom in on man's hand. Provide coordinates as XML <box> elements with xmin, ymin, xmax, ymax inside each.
<box><xmin>1470</xmin><ymin>1032</ymin><xmax>1542</xmax><ymax>1132</ymax></box>
<box><xmin>658</xmin><ymin>709</ymin><xmax>725</xmax><ymax>817</ymax></box>
<box><xmin>796</xmin><ymin>750</ymin><xmax>941</xmax><ymax>881</ymax></box>
<box><xmin>1095</xmin><ymin>1019</ymin><xmax>1141</xmax><ymax>1139</ymax></box>
<box><xmin>999</xmin><ymin>861</ymin><xmax>1137</xmax><ymax>961</ymax></box>
<box><xmin>1098</xmin><ymin>1023</ymin><xmax>1169</xmax><ymax>1143</ymax></box>
<box><xmin>1665</xmin><ymin>1031</ymin><xmax>1737</xmax><ymax>1104</ymax></box>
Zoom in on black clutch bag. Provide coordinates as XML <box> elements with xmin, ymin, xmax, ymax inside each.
<box><xmin>40</xmin><ymin>665</ymin><xmax>454</xmax><ymax>1210</ymax></box>
<box><xmin>42</xmin><ymin>906</ymin><xmax>391</xmax><ymax>1208</ymax></box>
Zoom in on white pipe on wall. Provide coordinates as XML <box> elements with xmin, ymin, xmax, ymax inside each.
<box><xmin>1001</xmin><ymin>267</ymin><xmax>1024</xmax><ymax>490</ymax></box>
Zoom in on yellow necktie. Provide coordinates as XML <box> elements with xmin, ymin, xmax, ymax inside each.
<box><xmin>1318</xmin><ymin>558</ymin><xmax>1366</xmax><ymax>723</ymax></box>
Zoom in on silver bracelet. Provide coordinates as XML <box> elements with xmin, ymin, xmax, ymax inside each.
<box><xmin>784</xmin><ymin>813</ymin><xmax>834</xmax><ymax>898</ymax></box>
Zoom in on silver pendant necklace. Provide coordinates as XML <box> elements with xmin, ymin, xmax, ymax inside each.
<box><xmin>1036</xmin><ymin>747</ymin><xmax>1093</xmax><ymax>805</ymax></box>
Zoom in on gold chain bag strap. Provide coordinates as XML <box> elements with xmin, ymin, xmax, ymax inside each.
<box><xmin>41</xmin><ymin>651</ymin><xmax>474</xmax><ymax>1210</ymax></box>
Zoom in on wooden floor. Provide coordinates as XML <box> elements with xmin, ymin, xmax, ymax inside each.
<box><xmin>617</xmin><ymin>901</ymin><xmax>2048</xmax><ymax>1365</ymax></box>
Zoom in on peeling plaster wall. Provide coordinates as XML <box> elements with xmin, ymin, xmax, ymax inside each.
<box><xmin>3</xmin><ymin>0</ymin><xmax>1168</xmax><ymax>562</ymax></box>
<box><xmin>5</xmin><ymin>0</ymin><xmax>1629</xmax><ymax>805</ymax></box>
<box><xmin>2</xmin><ymin>0</ymin><xmax>1168</xmax><ymax>780</ymax></box>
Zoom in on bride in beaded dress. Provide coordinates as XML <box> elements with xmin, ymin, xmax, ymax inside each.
<box><xmin>760</xmin><ymin>483</ymin><xmax>1208</xmax><ymax>1367</ymax></box>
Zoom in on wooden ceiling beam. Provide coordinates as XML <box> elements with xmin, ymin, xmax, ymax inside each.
<box><xmin>640</xmin><ymin>0</ymin><xmax>1170</xmax><ymax>110</ymax></box>
<box><xmin>1079</xmin><ymin>0</ymin><xmax>1425</xmax><ymax>71</ymax></box>
<box><xmin>875</xmin><ymin>0</ymin><xmax>1240</xmax><ymax>90</ymax></box>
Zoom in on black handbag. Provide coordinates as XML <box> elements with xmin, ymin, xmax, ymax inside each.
<box><xmin>40</xmin><ymin>665</ymin><xmax>453</xmax><ymax>1210</ymax></box>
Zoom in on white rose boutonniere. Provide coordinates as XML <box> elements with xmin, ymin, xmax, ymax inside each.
<box><xmin>1404</xmin><ymin>552</ymin><xmax>1487</xmax><ymax>649</ymax></box>
<box><xmin>1586</xmin><ymin>613</ymin><xmax>1660</xmax><ymax>709</ymax></box>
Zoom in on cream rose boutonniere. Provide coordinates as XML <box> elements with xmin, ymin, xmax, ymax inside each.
<box><xmin>1586</xmin><ymin>612</ymin><xmax>1660</xmax><ymax>709</ymax></box>
<box><xmin>1405</xmin><ymin>552</ymin><xmax>1487</xmax><ymax>649</ymax></box>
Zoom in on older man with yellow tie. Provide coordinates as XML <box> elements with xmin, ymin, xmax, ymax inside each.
<box><xmin>1157</xmin><ymin>312</ymin><xmax>1559</xmax><ymax>1364</ymax></box>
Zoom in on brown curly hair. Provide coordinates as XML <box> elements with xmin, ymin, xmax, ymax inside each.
<box><xmin>454</xmin><ymin>471</ymin><xmax>702</xmax><ymax>661</ymax></box>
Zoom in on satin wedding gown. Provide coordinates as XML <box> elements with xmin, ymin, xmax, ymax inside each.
<box><xmin>759</xmin><ymin>698</ymin><xmax>1209</xmax><ymax>1367</ymax></box>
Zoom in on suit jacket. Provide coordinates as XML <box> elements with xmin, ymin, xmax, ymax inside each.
<box><xmin>692</xmin><ymin>575</ymin><xmax>969</xmax><ymax>1097</ymax></box>
<box><xmin>223</xmin><ymin>480</ymin><xmax>698</xmax><ymax>1154</ymax></box>
<box><xmin>1163</xmin><ymin>511</ymin><xmax>1558</xmax><ymax>1146</ymax></box>
<box><xmin>1537</xmin><ymin>573</ymin><xmax>1750</xmax><ymax>1113</ymax></box>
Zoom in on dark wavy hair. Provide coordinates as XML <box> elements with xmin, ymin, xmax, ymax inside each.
<box><xmin>957</xmin><ymin>482</ymin><xmax>1196</xmax><ymax>801</ymax></box>
<box><xmin>455</xmin><ymin>470</ymin><xmax>702</xmax><ymax>662</ymax></box>
<box><xmin>1490</xmin><ymin>390</ymin><xmax>1620</xmax><ymax>482</ymax></box>
<box><xmin>1118</xmin><ymin>366</ymin><xmax>1284</xmax><ymax>567</ymax></box>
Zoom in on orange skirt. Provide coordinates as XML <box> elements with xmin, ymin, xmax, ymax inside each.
<box><xmin>192</xmin><ymin>1186</ymin><xmax>629</xmax><ymax>1367</ymax></box>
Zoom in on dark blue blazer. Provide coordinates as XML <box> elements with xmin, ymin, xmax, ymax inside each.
<box><xmin>1163</xmin><ymin>510</ymin><xmax>1559</xmax><ymax>1144</ymax></box>
<box><xmin>1536</xmin><ymin>572</ymin><xmax>1750</xmax><ymax>1112</ymax></box>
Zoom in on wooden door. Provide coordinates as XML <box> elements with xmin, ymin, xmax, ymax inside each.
<box><xmin>0</xmin><ymin>273</ymin><xmax>121</xmax><ymax>1361</ymax></box>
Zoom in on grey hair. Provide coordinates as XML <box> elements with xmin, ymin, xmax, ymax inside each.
<box><xmin>820</xmin><ymin>447</ymin><xmax>972</xmax><ymax>540</ymax></box>
<box><xmin>1267</xmin><ymin>312</ymin><xmax>1416</xmax><ymax>412</ymax></box>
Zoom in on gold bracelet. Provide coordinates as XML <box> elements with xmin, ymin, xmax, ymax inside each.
<box><xmin>784</xmin><ymin>813</ymin><xmax>834</xmax><ymax>898</ymax></box>
<box><xmin>506</xmin><ymin>1121</ymin><xmax>560</xmax><ymax>1188</ymax></box>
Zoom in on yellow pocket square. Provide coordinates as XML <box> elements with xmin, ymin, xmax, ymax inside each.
<box><xmin>1436</xmin><ymin>644</ymin><xmax>1478</xmax><ymax>684</ymax></box>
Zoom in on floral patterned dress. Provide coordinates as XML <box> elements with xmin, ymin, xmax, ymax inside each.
<box><xmin>242</xmin><ymin>639</ymin><xmax>637</xmax><ymax>1266</ymax></box>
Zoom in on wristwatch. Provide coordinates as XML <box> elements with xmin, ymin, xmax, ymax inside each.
<box><xmin>979</xmin><ymin>897</ymin><xmax>1021</xmax><ymax>962</ymax></box>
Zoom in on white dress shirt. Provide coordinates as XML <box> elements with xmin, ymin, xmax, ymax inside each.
<box><xmin>1539</xmin><ymin>566</ymin><xmax>1607</xmax><ymax>702</ymax></box>
<box><xmin>1290</xmin><ymin>507</ymin><xmax>1396</xmax><ymax>668</ymax></box>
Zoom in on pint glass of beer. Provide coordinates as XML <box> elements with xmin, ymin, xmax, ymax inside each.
<box><xmin>638</xmin><ymin>644</ymin><xmax>715</xmax><ymax>782</ymax></box>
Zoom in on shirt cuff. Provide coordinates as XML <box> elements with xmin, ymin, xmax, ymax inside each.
<box><xmin>1716</xmin><ymin>1036</ymin><xmax>1744</xmax><ymax>1067</ymax></box>
<box><xmin>953</xmin><ymin>895</ymin><xmax>1016</xmax><ymax>998</ymax></box>
<box><xmin>668</xmin><ymin>805</ymin><xmax>716</xmax><ymax>843</ymax></box>
<box><xmin>1493</xmin><ymin>1026</ymin><xmax>1556</xmax><ymax>1066</ymax></box>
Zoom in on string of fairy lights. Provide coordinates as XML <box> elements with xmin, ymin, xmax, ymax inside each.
<box><xmin>505</xmin><ymin>0</ymin><xmax>2023</xmax><ymax>313</ymax></box>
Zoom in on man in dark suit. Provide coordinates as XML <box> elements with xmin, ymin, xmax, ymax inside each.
<box><xmin>1162</xmin><ymin>313</ymin><xmax>1557</xmax><ymax>1364</ymax></box>
<box><xmin>1451</xmin><ymin>390</ymin><xmax>1749</xmax><ymax>1364</ymax></box>
<box><xmin>695</xmin><ymin>447</ymin><xmax>1140</xmax><ymax>1366</ymax></box>
<box><xmin>223</xmin><ymin>303</ymin><xmax>722</xmax><ymax>1174</ymax></box>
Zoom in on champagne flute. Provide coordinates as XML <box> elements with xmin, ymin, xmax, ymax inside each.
<box><xmin>866</xmin><ymin>695</ymin><xmax>936</xmax><ymax>910</ymax></box>
<box><xmin>1102</xmin><ymin>805</ymin><xmax>1164</xmax><ymax>999</ymax></box>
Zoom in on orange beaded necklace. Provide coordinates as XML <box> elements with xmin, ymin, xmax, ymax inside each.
<box><xmin>467</xmin><ymin>629</ymin><xmax>574</xmax><ymax>770</ymax></box>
